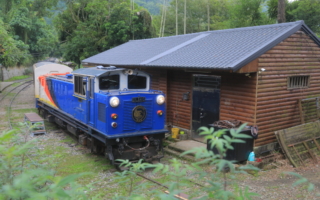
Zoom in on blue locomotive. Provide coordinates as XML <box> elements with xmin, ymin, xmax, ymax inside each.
<box><xmin>34</xmin><ymin>63</ymin><xmax>167</xmax><ymax>165</ymax></box>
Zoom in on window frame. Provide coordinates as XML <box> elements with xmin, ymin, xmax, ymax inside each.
<box><xmin>74</xmin><ymin>75</ymin><xmax>87</xmax><ymax>98</ymax></box>
<box><xmin>287</xmin><ymin>75</ymin><xmax>310</xmax><ymax>90</ymax></box>
<box><xmin>127</xmin><ymin>75</ymin><xmax>147</xmax><ymax>90</ymax></box>
<box><xmin>99</xmin><ymin>74</ymin><xmax>120</xmax><ymax>91</ymax></box>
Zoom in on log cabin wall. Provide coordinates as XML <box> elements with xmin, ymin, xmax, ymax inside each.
<box><xmin>218</xmin><ymin>72</ymin><xmax>257</xmax><ymax>126</ymax></box>
<box><xmin>255</xmin><ymin>30</ymin><xmax>320</xmax><ymax>146</ymax></box>
<box><xmin>141</xmin><ymin>68</ymin><xmax>168</xmax><ymax>95</ymax></box>
<box><xmin>166</xmin><ymin>70</ymin><xmax>193</xmax><ymax>129</ymax></box>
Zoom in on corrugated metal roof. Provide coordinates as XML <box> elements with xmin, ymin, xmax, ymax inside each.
<box><xmin>82</xmin><ymin>21</ymin><xmax>319</xmax><ymax>72</ymax></box>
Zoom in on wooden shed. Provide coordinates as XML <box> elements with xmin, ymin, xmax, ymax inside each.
<box><xmin>82</xmin><ymin>21</ymin><xmax>320</xmax><ymax>151</ymax></box>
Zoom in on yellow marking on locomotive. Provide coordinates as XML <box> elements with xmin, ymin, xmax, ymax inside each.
<box><xmin>38</xmin><ymin>98</ymin><xmax>57</xmax><ymax>108</ymax></box>
<box><xmin>73</xmin><ymin>95</ymin><xmax>86</xmax><ymax>100</ymax></box>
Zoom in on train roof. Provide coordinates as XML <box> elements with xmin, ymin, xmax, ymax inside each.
<box><xmin>33</xmin><ymin>62</ymin><xmax>53</xmax><ymax>68</ymax></box>
<box><xmin>72</xmin><ymin>66</ymin><xmax>125</xmax><ymax>77</ymax></box>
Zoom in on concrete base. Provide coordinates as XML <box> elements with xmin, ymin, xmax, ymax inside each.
<box><xmin>0</xmin><ymin>82</ymin><xmax>13</xmax><ymax>92</ymax></box>
<box><xmin>168</xmin><ymin>140</ymin><xmax>206</xmax><ymax>153</ymax></box>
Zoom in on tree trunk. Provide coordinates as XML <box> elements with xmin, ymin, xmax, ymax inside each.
<box><xmin>277</xmin><ymin>0</ymin><xmax>285</xmax><ymax>23</ymax></box>
<box><xmin>162</xmin><ymin>0</ymin><xmax>167</xmax><ymax>37</ymax></box>
<box><xmin>176</xmin><ymin>0</ymin><xmax>178</xmax><ymax>35</ymax></box>
<box><xmin>207</xmin><ymin>0</ymin><xmax>210</xmax><ymax>31</ymax></box>
<box><xmin>184</xmin><ymin>0</ymin><xmax>186</xmax><ymax>34</ymax></box>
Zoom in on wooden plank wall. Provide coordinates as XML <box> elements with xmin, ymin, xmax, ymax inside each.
<box><xmin>166</xmin><ymin>70</ymin><xmax>193</xmax><ymax>129</ymax></box>
<box><xmin>143</xmin><ymin>68</ymin><xmax>167</xmax><ymax>95</ymax></box>
<box><xmin>219</xmin><ymin>72</ymin><xmax>257</xmax><ymax>126</ymax></box>
<box><xmin>255</xmin><ymin>30</ymin><xmax>320</xmax><ymax>146</ymax></box>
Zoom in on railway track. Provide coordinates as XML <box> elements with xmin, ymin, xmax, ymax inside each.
<box><xmin>0</xmin><ymin>80</ymin><xmax>34</xmax><ymax>129</ymax></box>
<box><xmin>0</xmin><ymin>77</ymin><xmax>33</xmax><ymax>93</ymax></box>
<box><xmin>136</xmin><ymin>172</ymin><xmax>205</xmax><ymax>200</ymax></box>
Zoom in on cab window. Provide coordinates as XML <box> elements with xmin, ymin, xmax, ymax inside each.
<box><xmin>74</xmin><ymin>75</ymin><xmax>86</xmax><ymax>96</ymax></box>
<box><xmin>99</xmin><ymin>75</ymin><xmax>119</xmax><ymax>90</ymax></box>
<box><xmin>128</xmin><ymin>75</ymin><xmax>147</xmax><ymax>89</ymax></box>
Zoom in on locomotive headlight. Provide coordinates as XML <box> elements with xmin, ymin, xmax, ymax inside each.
<box><xmin>110</xmin><ymin>97</ymin><xmax>120</xmax><ymax>107</ymax></box>
<box><xmin>156</xmin><ymin>95</ymin><xmax>165</xmax><ymax>105</ymax></box>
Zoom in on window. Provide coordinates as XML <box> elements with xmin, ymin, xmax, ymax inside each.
<box><xmin>74</xmin><ymin>76</ymin><xmax>86</xmax><ymax>96</ymax></box>
<box><xmin>99</xmin><ymin>75</ymin><xmax>119</xmax><ymax>90</ymax></box>
<box><xmin>128</xmin><ymin>75</ymin><xmax>147</xmax><ymax>89</ymax></box>
<box><xmin>288</xmin><ymin>76</ymin><xmax>310</xmax><ymax>89</ymax></box>
<box><xmin>90</xmin><ymin>78</ymin><xmax>94</xmax><ymax>98</ymax></box>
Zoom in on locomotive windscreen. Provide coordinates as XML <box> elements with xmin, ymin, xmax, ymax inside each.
<box><xmin>99</xmin><ymin>75</ymin><xmax>119</xmax><ymax>90</ymax></box>
<box><xmin>128</xmin><ymin>75</ymin><xmax>146</xmax><ymax>89</ymax></box>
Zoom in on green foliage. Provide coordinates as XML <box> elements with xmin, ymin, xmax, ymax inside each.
<box><xmin>154</xmin><ymin>0</ymin><xmax>272</xmax><ymax>37</ymax></box>
<box><xmin>288</xmin><ymin>0</ymin><xmax>320</xmax><ymax>35</ymax></box>
<box><xmin>0</xmin><ymin>0</ymin><xmax>60</xmax><ymax>67</ymax></box>
<box><xmin>0</xmin><ymin>19</ymin><xmax>31</xmax><ymax>67</ymax></box>
<box><xmin>54</xmin><ymin>0</ymin><xmax>154</xmax><ymax>65</ymax></box>
<box><xmin>267</xmin><ymin>0</ymin><xmax>320</xmax><ymax>35</ymax></box>
<box><xmin>136</xmin><ymin>0</ymin><xmax>162</xmax><ymax>15</ymax></box>
<box><xmin>4</xmin><ymin>74</ymin><xmax>30</xmax><ymax>82</ymax></box>
<box><xmin>228</xmin><ymin>0</ymin><xmax>272</xmax><ymax>28</ymax></box>
<box><xmin>0</xmin><ymin>124</ymin><xmax>92</xmax><ymax>200</ymax></box>
<box><xmin>114</xmin><ymin>159</ymin><xmax>152</xmax><ymax>197</ymax></box>
<box><xmin>115</xmin><ymin>124</ymin><xmax>260</xmax><ymax>199</ymax></box>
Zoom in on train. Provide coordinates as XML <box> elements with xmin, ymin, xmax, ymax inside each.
<box><xmin>33</xmin><ymin>62</ymin><xmax>167</xmax><ymax>165</ymax></box>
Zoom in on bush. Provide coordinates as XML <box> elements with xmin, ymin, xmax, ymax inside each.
<box><xmin>0</xmin><ymin>124</ymin><xmax>92</xmax><ymax>200</ymax></box>
<box><xmin>114</xmin><ymin>124</ymin><xmax>260</xmax><ymax>200</ymax></box>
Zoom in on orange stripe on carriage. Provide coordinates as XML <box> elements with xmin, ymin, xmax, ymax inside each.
<box><xmin>38</xmin><ymin>72</ymin><xmax>70</xmax><ymax>108</ymax></box>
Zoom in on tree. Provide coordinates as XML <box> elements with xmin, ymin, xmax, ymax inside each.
<box><xmin>267</xmin><ymin>0</ymin><xmax>320</xmax><ymax>35</ymax></box>
<box><xmin>289</xmin><ymin>0</ymin><xmax>320</xmax><ymax>34</ymax></box>
<box><xmin>55</xmin><ymin>0</ymin><xmax>154</xmax><ymax>65</ymax></box>
<box><xmin>0</xmin><ymin>19</ymin><xmax>30</xmax><ymax>67</ymax></box>
<box><xmin>228</xmin><ymin>0</ymin><xmax>272</xmax><ymax>28</ymax></box>
<box><xmin>0</xmin><ymin>0</ymin><xmax>59</xmax><ymax>65</ymax></box>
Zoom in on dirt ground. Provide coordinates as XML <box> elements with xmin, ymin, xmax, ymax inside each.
<box><xmin>1</xmin><ymin>82</ymin><xmax>320</xmax><ymax>199</ymax></box>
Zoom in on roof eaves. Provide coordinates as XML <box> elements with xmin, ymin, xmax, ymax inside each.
<box><xmin>232</xmin><ymin>21</ymin><xmax>303</xmax><ymax>72</ymax></box>
<box><xmin>301</xmin><ymin>24</ymin><xmax>320</xmax><ymax>47</ymax></box>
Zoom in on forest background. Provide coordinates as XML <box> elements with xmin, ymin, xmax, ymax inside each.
<box><xmin>0</xmin><ymin>0</ymin><xmax>319</xmax><ymax>68</ymax></box>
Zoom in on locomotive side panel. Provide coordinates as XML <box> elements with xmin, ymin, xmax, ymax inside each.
<box><xmin>48</xmin><ymin>78</ymin><xmax>89</xmax><ymax>124</ymax></box>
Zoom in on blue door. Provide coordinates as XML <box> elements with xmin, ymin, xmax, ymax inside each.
<box><xmin>192</xmin><ymin>75</ymin><xmax>221</xmax><ymax>142</ymax></box>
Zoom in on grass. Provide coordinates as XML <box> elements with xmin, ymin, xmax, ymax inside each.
<box><xmin>11</xmin><ymin>82</ymin><xmax>20</xmax><ymax>87</ymax></box>
<box><xmin>12</xmin><ymin>108</ymin><xmax>37</xmax><ymax>113</ymax></box>
<box><xmin>5</xmin><ymin>75</ymin><xmax>30</xmax><ymax>82</ymax></box>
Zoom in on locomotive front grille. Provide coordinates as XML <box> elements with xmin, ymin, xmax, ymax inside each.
<box><xmin>123</xmin><ymin>100</ymin><xmax>153</xmax><ymax>131</ymax></box>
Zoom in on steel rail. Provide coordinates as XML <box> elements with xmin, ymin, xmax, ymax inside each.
<box><xmin>0</xmin><ymin>80</ymin><xmax>33</xmax><ymax>103</ymax></box>
<box><xmin>7</xmin><ymin>82</ymin><xmax>33</xmax><ymax>129</ymax></box>
<box><xmin>136</xmin><ymin>172</ymin><xmax>204</xmax><ymax>200</ymax></box>
<box><xmin>1</xmin><ymin>77</ymin><xmax>33</xmax><ymax>92</ymax></box>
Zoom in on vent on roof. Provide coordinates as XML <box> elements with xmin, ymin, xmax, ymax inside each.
<box><xmin>96</xmin><ymin>65</ymin><xmax>116</xmax><ymax>70</ymax></box>
<box><xmin>288</xmin><ymin>75</ymin><xmax>310</xmax><ymax>89</ymax></box>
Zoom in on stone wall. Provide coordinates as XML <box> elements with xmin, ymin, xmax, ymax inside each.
<box><xmin>0</xmin><ymin>66</ymin><xmax>32</xmax><ymax>81</ymax></box>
